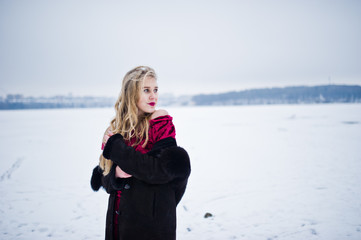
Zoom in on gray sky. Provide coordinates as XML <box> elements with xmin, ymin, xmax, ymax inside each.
<box><xmin>1</xmin><ymin>0</ymin><xmax>360</xmax><ymax>97</ymax></box>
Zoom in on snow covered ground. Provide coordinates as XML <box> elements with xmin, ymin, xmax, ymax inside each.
<box><xmin>0</xmin><ymin>103</ymin><xmax>361</xmax><ymax>240</ymax></box>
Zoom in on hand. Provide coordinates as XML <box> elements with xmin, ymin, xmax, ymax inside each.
<box><xmin>102</xmin><ymin>129</ymin><xmax>114</xmax><ymax>150</ymax></box>
<box><xmin>104</xmin><ymin>129</ymin><xmax>114</xmax><ymax>142</ymax></box>
<box><xmin>115</xmin><ymin>166</ymin><xmax>132</xmax><ymax>178</ymax></box>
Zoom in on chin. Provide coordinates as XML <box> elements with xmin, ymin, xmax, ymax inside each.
<box><xmin>143</xmin><ymin>108</ymin><xmax>156</xmax><ymax>114</ymax></box>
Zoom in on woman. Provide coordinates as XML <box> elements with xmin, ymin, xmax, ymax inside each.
<box><xmin>90</xmin><ymin>66</ymin><xmax>191</xmax><ymax>240</ymax></box>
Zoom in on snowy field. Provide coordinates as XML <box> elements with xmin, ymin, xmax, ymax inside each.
<box><xmin>0</xmin><ymin>103</ymin><xmax>361</xmax><ymax>240</ymax></box>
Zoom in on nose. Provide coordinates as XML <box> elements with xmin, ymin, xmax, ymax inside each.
<box><xmin>149</xmin><ymin>92</ymin><xmax>155</xmax><ymax>100</ymax></box>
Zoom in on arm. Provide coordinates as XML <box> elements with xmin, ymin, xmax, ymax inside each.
<box><xmin>103</xmin><ymin>134</ymin><xmax>190</xmax><ymax>185</ymax></box>
<box><xmin>90</xmin><ymin>126</ymin><xmax>131</xmax><ymax>193</ymax></box>
<box><xmin>91</xmin><ymin>161</ymin><xmax>129</xmax><ymax>193</ymax></box>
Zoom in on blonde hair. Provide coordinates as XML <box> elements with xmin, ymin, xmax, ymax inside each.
<box><xmin>100</xmin><ymin>66</ymin><xmax>157</xmax><ymax>175</ymax></box>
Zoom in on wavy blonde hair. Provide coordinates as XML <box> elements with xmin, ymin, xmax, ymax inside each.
<box><xmin>100</xmin><ymin>66</ymin><xmax>157</xmax><ymax>175</ymax></box>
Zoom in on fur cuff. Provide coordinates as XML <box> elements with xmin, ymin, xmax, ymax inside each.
<box><xmin>102</xmin><ymin>134</ymin><xmax>124</xmax><ymax>159</ymax></box>
<box><xmin>90</xmin><ymin>166</ymin><xmax>103</xmax><ymax>191</ymax></box>
<box><xmin>162</xmin><ymin>146</ymin><xmax>191</xmax><ymax>179</ymax></box>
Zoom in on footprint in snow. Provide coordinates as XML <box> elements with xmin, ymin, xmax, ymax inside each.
<box><xmin>0</xmin><ymin>158</ymin><xmax>24</xmax><ymax>182</ymax></box>
<box><xmin>310</xmin><ymin>229</ymin><xmax>317</xmax><ymax>235</ymax></box>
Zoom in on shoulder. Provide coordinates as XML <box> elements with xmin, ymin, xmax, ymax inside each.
<box><xmin>149</xmin><ymin>109</ymin><xmax>176</xmax><ymax>141</ymax></box>
<box><xmin>150</xmin><ymin>109</ymin><xmax>169</xmax><ymax>120</ymax></box>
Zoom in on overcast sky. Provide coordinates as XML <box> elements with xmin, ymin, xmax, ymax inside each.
<box><xmin>0</xmin><ymin>0</ymin><xmax>360</xmax><ymax>97</ymax></box>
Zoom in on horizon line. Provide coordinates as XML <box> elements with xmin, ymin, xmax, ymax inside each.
<box><xmin>1</xmin><ymin>83</ymin><xmax>360</xmax><ymax>98</ymax></box>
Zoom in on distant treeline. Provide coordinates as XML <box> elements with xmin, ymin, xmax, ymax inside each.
<box><xmin>0</xmin><ymin>94</ymin><xmax>115</xmax><ymax>110</ymax></box>
<box><xmin>1</xmin><ymin>85</ymin><xmax>361</xmax><ymax>110</ymax></box>
<box><xmin>191</xmin><ymin>85</ymin><xmax>361</xmax><ymax>106</ymax></box>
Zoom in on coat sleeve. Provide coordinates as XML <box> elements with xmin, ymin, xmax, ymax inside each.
<box><xmin>173</xmin><ymin>178</ymin><xmax>188</xmax><ymax>205</ymax></box>
<box><xmin>90</xmin><ymin>162</ymin><xmax>128</xmax><ymax>194</ymax></box>
<box><xmin>103</xmin><ymin>134</ymin><xmax>191</xmax><ymax>185</ymax></box>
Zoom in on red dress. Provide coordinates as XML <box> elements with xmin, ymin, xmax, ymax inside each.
<box><xmin>102</xmin><ymin>115</ymin><xmax>176</xmax><ymax>239</ymax></box>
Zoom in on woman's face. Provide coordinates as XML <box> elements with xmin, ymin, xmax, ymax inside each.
<box><xmin>137</xmin><ymin>77</ymin><xmax>158</xmax><ymax>115</ymax></box>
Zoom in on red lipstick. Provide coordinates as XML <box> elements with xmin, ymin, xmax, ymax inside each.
<box><xmin>148</xmin><ymin>102</ymin><xmax>156</xmax><ymax>106</ymax></box>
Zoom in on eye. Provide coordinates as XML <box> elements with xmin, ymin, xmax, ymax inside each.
<box><xmin>154</xmin><ymin>89</ymin><xmax>158</xmax><ymax>93</ymax></box>
<box><xmin>143</xmin><ymin>89</ymin><xmax>149</xmax><ymax>93</ymax></box>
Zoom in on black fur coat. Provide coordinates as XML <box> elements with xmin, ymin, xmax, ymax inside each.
<box><xmin>91</xmin><ymin>135</ymin><xmax>191</xmax><ymax>240</ymax></box>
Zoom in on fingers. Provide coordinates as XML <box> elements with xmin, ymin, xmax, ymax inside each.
<box><xmin>102</xmin><ymin>129</ymin><xmax>114</xmax><ymax>149</ymax></box>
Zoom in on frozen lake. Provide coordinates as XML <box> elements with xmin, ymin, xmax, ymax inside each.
<box><xmin>1</xmin><ymin>103</ymin><xmax>361</xmax><ymax>240</ymax></box>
